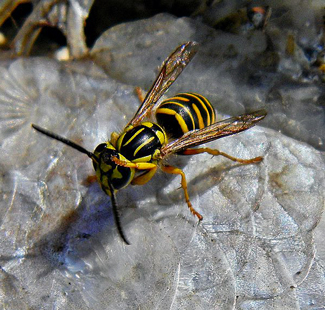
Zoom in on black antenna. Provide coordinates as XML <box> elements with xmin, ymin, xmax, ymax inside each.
<box><xmin>31</xmin><ymin>124</ymin><xmax>95</xmax><ymax>159</ymax></box>
<box><xmin>107</xmin><ymin>180</ymin><xmax>130</xmax><ymax>245</ymax></box>
<box><xmin>31</xmin><ymin>124</ymin><xmax>130</xmax><ymax>245</ymax></box>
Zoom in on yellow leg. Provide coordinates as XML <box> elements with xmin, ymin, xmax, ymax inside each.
<box><xmin>111</xmin><ymin>156</ymin><xmax>157</xmax><ymax>170</ymax></box>
<box><xmin>162</xmin><ymin>165</ymin><xmax>203</xmax><ymax>221</ymax></box>
<box><xmin>181</xmin><ymin>148</ymin><xmax>263</xmax><ymax>164</ymax></box>
<box><xmin>131</xmin><ymin>166</ymin><xmax>157</xmax><ymax>185</ymax></box>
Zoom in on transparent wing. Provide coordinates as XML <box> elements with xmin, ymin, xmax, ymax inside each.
<box><xmin>126</xmin><ymin>41</ymin><xmax>198</xmax><ymax>128</ymax></box>
<box><xmin>160</xmin><ymin>110</ymin><xmax>267</xmax><ymax>157</ymax></box>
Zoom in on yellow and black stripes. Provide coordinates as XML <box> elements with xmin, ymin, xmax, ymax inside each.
<box><xmin>92</xmin><ymin>122</ymin><xmax>167</xmax><ymax>197</ymax></box>
<box><xmin>31</xmin><ymin>43</ymin><xmax>267</xmax><ymax>246</ymax></box>
<box><xmin>156</xmin><ymin>93</ymin><xmax>216</xmax><ymax>138</ymax></box>
<box><xmin>116</xmin><ymin>122</ymin><xmax>167</xmax><ymax>162</ymax></box>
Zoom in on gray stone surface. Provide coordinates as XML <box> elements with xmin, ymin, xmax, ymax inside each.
<box><xmin>0</xmin><ymin>10</ymin><xmax>324</xmax><ymax>310</ymax></box>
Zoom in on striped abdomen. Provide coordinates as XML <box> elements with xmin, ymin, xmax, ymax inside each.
<box><xmin>155</xmin><ymin>93</ymin><xmax>216</xmax><ymax>139</ymax></box>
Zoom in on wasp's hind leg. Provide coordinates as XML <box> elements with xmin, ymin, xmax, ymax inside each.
<box><xmin>180</xmin><ymin>148</ymin><xmax>263</xmax><ymax>164</ymax></box>
<box><xmin>162</xmin><ymin>165</ymin><xmax>203</xmax><ymax>221</ymax></box>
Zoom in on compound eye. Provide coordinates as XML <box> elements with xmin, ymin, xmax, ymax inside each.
<box><xmin>94</xmin><ymin>143</ymin><xmax>107</xmax><ymax>153</ymax></box>
<box><xmin>101</xmin><ymin>148</ymin><xmax>119</xmax><ymax>165</ymax></box>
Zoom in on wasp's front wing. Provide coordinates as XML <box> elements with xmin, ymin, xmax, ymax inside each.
<box><xmin>126</xmin><ymin>41</ymin><xmax>199</xmax><ymax>128</ymax></box>
<box><xmin>159</xmin><ymin>109</ymin><xmax>267</xmax><ymax>158</ymax></box>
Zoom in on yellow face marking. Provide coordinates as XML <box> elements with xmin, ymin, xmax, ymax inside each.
<box><xmin>100</xmin><ymin>163</ymin><xmax>112</xmax><ymax>173</ymax></box>
<box><xmin>96</xmin><ymin>170</ymin><xmax>103</xmax><ymax>184</ymax></box>
<box><xmin>112</xmin><ymin>166</ymin><xmax>123</xmax><ymax>179</ymax></box>
<box><xmin>101</xmin><ymin>175</ymin><xmax>109</xmax><ymax>189</ymax></box>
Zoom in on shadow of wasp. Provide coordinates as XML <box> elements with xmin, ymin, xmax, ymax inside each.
<box><xmin>32</xmin><ymin>42</ymin><xmax>266</xmax><ymax>244</ymax></box>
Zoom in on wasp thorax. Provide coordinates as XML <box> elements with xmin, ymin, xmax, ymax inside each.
<box><xmin>116</xmin><ymin>122</ymin><xmax>167</xmax><ymax>163</ymax></box>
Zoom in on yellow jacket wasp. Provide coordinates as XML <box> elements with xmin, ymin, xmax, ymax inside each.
<box><xmin>32</xmin><ymin>42</ymin><xmax>266</xmax><ymax>244</ymax></box>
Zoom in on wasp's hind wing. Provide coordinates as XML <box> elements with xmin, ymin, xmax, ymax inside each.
<box><xmin>160</xmin><ymin>110</ymin><xmax>267</xmax><ymax>158</ymax></box>
<box><xmin>126</xmin><ymin>41</ymin><xmax>199</xmax><ymax>128</ymax></box>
